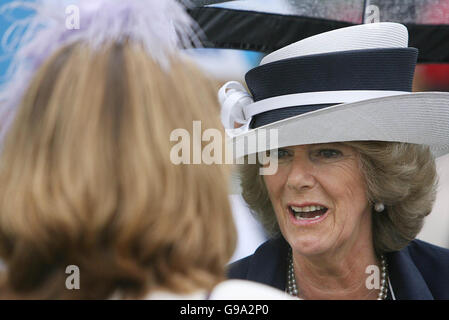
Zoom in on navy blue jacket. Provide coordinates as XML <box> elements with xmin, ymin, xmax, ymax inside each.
<box><xmin>228</xmin><ymin>237</ymin><xmax>449</xmax><ymax>299</ymax></box>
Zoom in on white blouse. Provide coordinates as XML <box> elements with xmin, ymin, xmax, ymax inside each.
<box><xmin>144</xmin><ymin>279</ymin><xmax>298</xmax><ymax>300</ymax></box>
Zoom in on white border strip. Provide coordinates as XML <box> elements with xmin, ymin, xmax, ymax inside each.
<box><xmin>261</xmin><ymin>23</ymin><xmax>408</xmax><ymax>65</ymax></box>
<box><xmin>388</xmin><ymin>277</ymin><xmax>396</xmax><ymax>300</ymax></box>
<box><xmin>243</xmin><ymin>90</ymin><xmax>411</xmax><ymax>119</ymax></box>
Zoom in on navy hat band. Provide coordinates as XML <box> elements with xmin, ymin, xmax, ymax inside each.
<box><xmin>245</xmin><ymin>48</ymin><xmax>418</xmax><ymax>102</ymax></box>
<box><xmin>250</xmin><ymin>103</ymin><xmax>336</xmax><ymax>128</ymax></box>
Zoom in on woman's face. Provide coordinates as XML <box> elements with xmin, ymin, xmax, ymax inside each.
<box><xmin>263</xmin><ymin>143</ymin><xmax>373</xmax><ymax>257</ymax></box>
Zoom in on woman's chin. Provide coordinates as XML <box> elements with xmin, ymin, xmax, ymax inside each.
<box><xmin>289</xmin><ymin>236</ymin><xmax>332</xmax><ymax>257</ymax></box>
<box><xmin>283</xmin><ymin>218</ymin><xmax>334</xmax><ymax>255</ymax></box>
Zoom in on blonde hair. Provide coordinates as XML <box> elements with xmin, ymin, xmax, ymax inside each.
<box><xmin>240</xmin><ymin>141</ymin><xmax>437</xmax><ymax>254</ymax></box>
<box><xmin>0</xmin><ymin>42</ymin><xmax>236</xmax><ymax>298</ymax></box>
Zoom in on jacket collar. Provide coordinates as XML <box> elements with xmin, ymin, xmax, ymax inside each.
<box><xmin>245</xmin><ymin>236</ymin><xmax>289</xmax><ymax>291</ymax></box>
<box><xmin>245</xmin><ymin>237</ymin><xmax>434</xmax><ymax>299</ymax></box>
<box><xmin>385</xmin><ymin>248</ymin><xmax>434</xmax><ymax>299</ymax></box>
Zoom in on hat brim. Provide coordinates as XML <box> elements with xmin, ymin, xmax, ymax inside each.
<box><xmin>231</xmin><ymin>92</ymin><xmax>449</xmax><ymax>159</ymax></box>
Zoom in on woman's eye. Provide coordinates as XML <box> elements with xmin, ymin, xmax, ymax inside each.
<box><xmin>278</xmin><ymin>149</ymin><xmax>290</xmax><ymax>158</ymax></box>
<box><xmin>315</xmin><ymin>149</ymin><xmax>343</xmax><ymax>159</ymax></box>
<box><xmin>269</xmin><ymin>148</ymin><xmax>292</xmax><ymax>160</ymax></box>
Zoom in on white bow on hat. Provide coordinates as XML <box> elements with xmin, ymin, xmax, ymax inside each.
<box><xmin>218</xmin><ymin>81</ymin><xmax>253</xmax><ymax>135</ymax></box>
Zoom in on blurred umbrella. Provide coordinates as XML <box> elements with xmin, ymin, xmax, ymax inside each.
<box><xmin>189</xmin><ymin>0</ymin><xmax>449</xmax><ymax>63</ymax></box>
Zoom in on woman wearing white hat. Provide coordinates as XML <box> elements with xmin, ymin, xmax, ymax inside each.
<box><xmin>221</xmin><ymin>22</ymin><xmax>449</xmax><ymax>300</ymax></box>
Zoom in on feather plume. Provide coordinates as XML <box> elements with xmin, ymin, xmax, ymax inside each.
<box><xmin>0</xmin><ymin>0</ymin><xmax>202</xmax><ymax>143</ymax></box>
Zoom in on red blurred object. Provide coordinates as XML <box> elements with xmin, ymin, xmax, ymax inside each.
<box><xmin>420</xmin><ymin>0</ymin><xmax>449</xmax><ymax>24</ymax></box>
<box><xmin>420</xmin><ymin>64</ymin><xmax>449</xmax><ymax>88</ymax></box>
<box><xmin>415</xmin><ymin>1</ymin><xmax>449</xmax><ymax>90</ymax></box>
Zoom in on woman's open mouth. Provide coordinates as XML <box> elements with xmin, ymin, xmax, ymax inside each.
<box><xmin>288</xmin><ymin>205</ymin><xmax>328</xmax><ymax>222</ymax></box>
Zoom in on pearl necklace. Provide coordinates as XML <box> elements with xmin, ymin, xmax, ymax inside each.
<box><xmin>286</xmin><ymin>249</ymin><xmax>389</xmax><ymax>300</ymax></box>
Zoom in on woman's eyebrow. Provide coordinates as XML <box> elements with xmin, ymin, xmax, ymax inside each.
<box><xmin>278</xmin><ymin>147</ymin><xmax>294</xmax><ymax>151</ymax></box>
<box><xmin>313</xmin><ymin>143</ymin><xmax>342</xmax><ymax>148</ymax></box>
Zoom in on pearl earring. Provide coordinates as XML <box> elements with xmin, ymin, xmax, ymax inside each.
<box><xmin>374</xmin><ymin>202</ymin><xmax>385</xmax><ymax>212</ymax></box>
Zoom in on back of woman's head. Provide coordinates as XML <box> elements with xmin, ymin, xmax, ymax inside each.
<box><xmin>0</xmin><ymin>41</ymin><xmax>236</xmax><ymax>299</ymax></box>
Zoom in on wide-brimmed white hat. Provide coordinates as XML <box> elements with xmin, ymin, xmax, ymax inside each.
<box><xmin>218</xmin><ymin>22</ymin><xmax>449</xmax><ymax>159</ymax></box>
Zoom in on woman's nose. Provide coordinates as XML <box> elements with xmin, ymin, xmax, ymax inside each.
<box><xmin>286</xmin><ymin>156</ymin><xmax>317</xmax><ymax>191</ymax></box>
